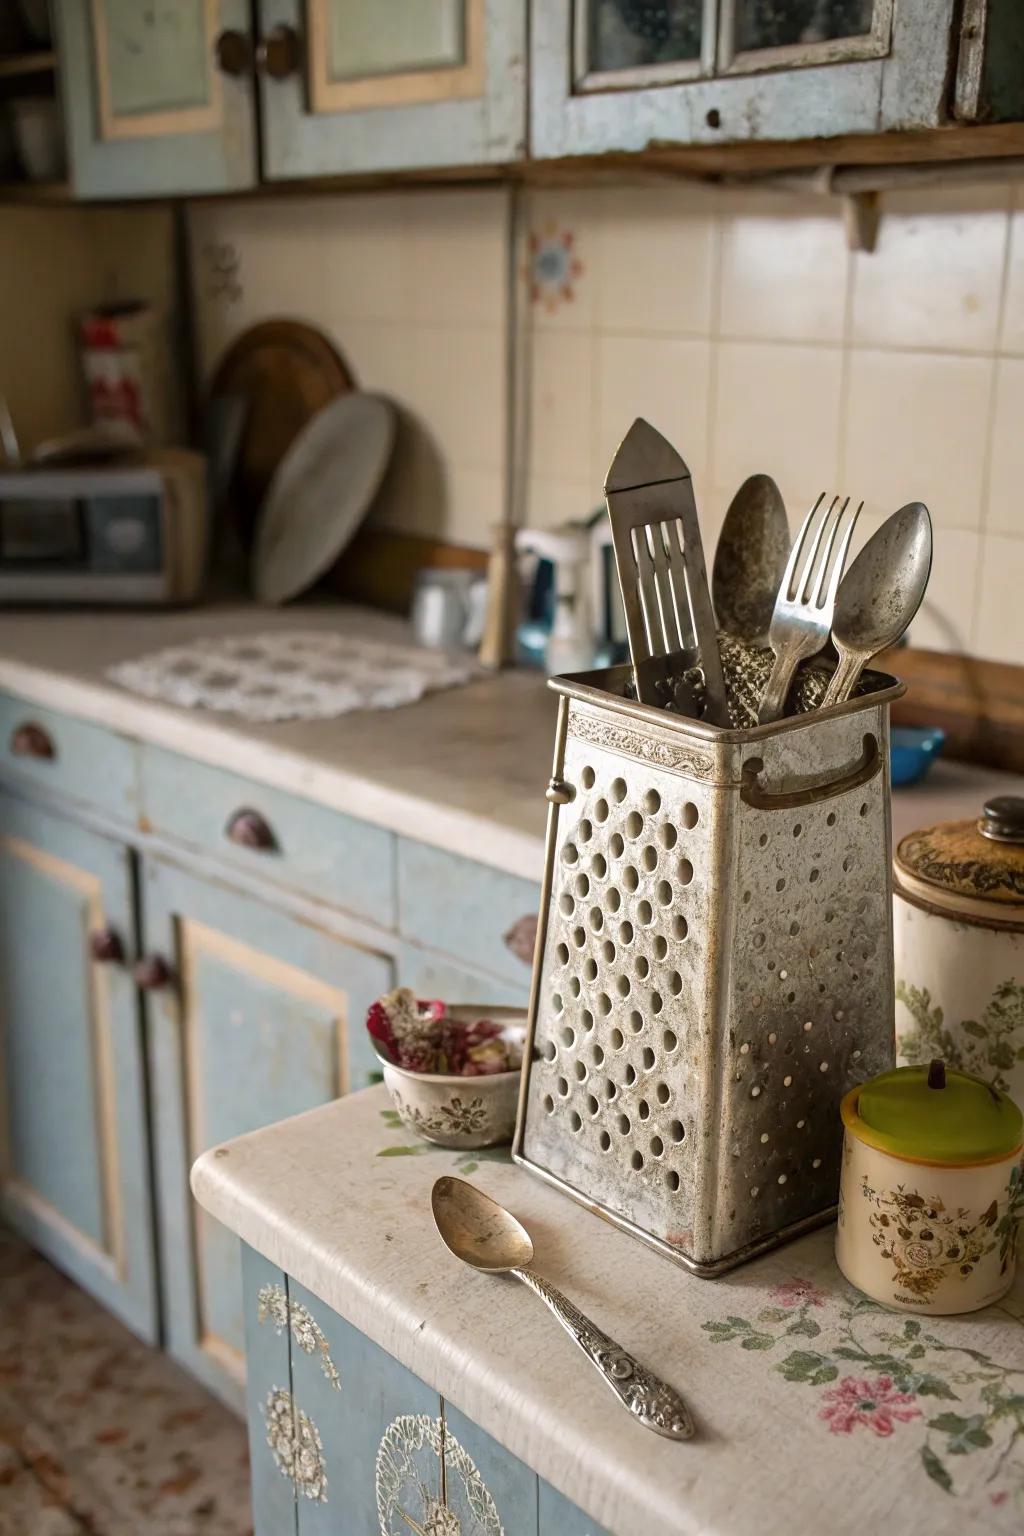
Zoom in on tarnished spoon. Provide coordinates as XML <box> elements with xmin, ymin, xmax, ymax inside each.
<box><xmin>431</xmin><ymin>1177</ymin><xmax>694</xmax><ymax>1440</ymax></box>
<box><xmin>820</xmin><ymin>502</ymin><xmax>932</xmax><ymax>709</ymax></box>
<box><xmin>711</xmin><ymin>473</ymin><xmax>790</xmax><ymax>645</ymax></box>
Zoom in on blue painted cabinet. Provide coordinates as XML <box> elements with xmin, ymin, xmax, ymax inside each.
<box><xmin>241</xmin><ymin>1245</ymin><xmax>608</xmax><ymax>1535</ymax></box>
<box><xmin>142</xmin><ymin>857</ymin><xmax>393</xmax><ymax>1410</ymax></box>
<box><xmin>0</xmin><ymin>792</ymin><xmax>158</xmax><ymax>1342</ymax></box>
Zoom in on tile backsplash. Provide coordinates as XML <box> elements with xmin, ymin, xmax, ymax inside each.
<box><xmin>187</xmin><ymin>179</ymin><xmax>1024</xmax><ymax>666</ymax></box>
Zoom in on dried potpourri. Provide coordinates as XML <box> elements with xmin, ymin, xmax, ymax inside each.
<box><xmin>366</xmin><ymin>987</ymin><xmax>520</xmax><ymax>1076</ymax></box>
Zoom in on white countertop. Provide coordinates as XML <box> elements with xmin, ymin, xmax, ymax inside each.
<box><xmin>192</xmin><ymin>1086</ymin><xmax>1024</xmax><ymax>1536</ymax></box>
<box><xmin>0</xmin><ymin>602</ymin><xmax>1017</xmax><ymax>881</ymax></box>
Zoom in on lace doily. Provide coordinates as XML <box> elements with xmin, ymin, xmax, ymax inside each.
<box><xmin>108</xmin><ymin>630</ymin><xmax>480</xmax><ymax>722</ymax></box>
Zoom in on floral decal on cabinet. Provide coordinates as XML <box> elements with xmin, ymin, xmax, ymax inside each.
<box><xmin>526</xmin><ymin>225</ymin><xmax>584</xmax><ymax>312</ymax></box>
<box><xmin>264</xmin><ymin>1387</ymin><xmax>328</xmax><ymax>1503</ymax></box>
<box><xmin>375</xmin><ymin>1414</ymin><xmax>503</xmax><ymax>1536</ymax></box>
<box><xmin>257</xmin><ymin>1282</ymin><xmax>341</xmax><ymax>1390</ymax></box>
<box><xmin>896</xmin><ymin>977</ymin><xmax>1024</xmax><ymax>1095</ymax></box>
<box><xmin>702</xmin><ymin>1280</ymin><xmax>1024</xmax><ymax>1507</ymax></box>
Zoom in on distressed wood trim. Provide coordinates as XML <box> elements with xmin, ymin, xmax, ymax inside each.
<box><xmin>0</xmin><ymin>832</ymin><xmax>123</xmax><ymax>1274</ymax></box>
<box><xmin>307</xmin><ymin>0</ymin><xmax>485</xmax><ymax>114</ymax></box>
<box><xmin>1</xmin><ymin>1179</ymin><xmax>119</xmax><ymax>1279</ymax></box>
<box><xmin>90</xmin><ymin>0</ymin><xmax>223</xmax><ymax>142</ymax></box>
<box><xmin>880</xmin><ymin>646</ymin><xmax>1024</xmax><ymax>774</ymax></box>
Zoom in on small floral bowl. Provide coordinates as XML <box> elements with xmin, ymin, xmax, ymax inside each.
<box><xmin>377</xmin><ymin>1005</ymin><xmax>526</xmax><ymax>1150</ymax></box>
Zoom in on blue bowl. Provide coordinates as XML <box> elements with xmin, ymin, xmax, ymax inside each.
<box><xmin>890</xmin><ymin>726</ymin><xmax>946</xmax><ymax>787</ymax></box>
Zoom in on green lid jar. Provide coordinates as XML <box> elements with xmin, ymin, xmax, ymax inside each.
<box><xmin>844</xmin><ymin>1060</ymin><xmax>1023</xmax><ymax>1167</ymax></box>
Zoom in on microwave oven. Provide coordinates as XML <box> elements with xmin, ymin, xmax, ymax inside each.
<box><xmin>0</xmin><ymin>449</ymin><xmax>208</xmax><ymax>605</ymax></box>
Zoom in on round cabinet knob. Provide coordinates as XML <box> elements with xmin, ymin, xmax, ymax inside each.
<box><xmin>89</xmin><ymin>928</ymin><xmax>124</xmax><ymax>964</ymax></box>
<box><xmin>10</xmin><ymin>722</ymin><xmax>54</xmax><ymax>760</ymax></box>
<box><xmin>225</xmin><ymin>808</ymin><xmax>276</xmax><ymax>851</ymax></box>
<box><xmin>133</xmin><ymin>955</ymin><xmax>173</xmax><ymax>991</ymax></box>
<box><xmin>255</xmin><ymin>24</ymin><xmax>301</xmax><ymax>79</ymax></box>
<box><xmin>215</xmin><ymin>27</ymin><xmax>254</xmax><ymax>76</ymax></box>
<box><xmin>979</xmin><ymin>795</ymin><xmax>1024</xmax><ymax>845</ymax></box>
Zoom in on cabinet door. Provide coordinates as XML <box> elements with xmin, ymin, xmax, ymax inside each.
<box><xmin>531</xmin><ymin>0</ymin><xmax>956</xmax><ymax>158</ymax></box>
<box><xmin>257</xmin><ymin>0</ymin><xmax>526</xmax><ymax>178</ymax></box>
<box><xmin>141</xmin><ymin>856</ymin><xmax>393</xmax><ymax>1410</ymax></box>
<box><xmin>242</xmin><ymin>1247</ymin><xmax>298</xmax><ymax>1536</ymax></box>
<box><xmin>0</xmin><ymin>794</ymin><xmax>157</xmax><ymax>1342</ymax></box>
<box><xmin>56</xmin><ymin>0</ymin><xmax>258</xmax><ymax>197</ymax></box>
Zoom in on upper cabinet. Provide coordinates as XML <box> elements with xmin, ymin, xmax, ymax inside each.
<box><xmin>531</xmin><ymin>0</ymin><xmax>964</xmax><ymax>157</ymax></box>
<box><xmin>257</xmin><ymin>0</ymin><xmax>527</xmax><ymax>179</ymax></box>
<box><xmin>57</xmin><ymin>0</ymin><xmax>259</xmax><ymax>197</ymax></box>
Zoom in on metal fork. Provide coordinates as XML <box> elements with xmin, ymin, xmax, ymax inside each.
<box><xmin>756</xmin><ymin>493</ymin><xmax>863</xmax><ymax>724</ymax></box>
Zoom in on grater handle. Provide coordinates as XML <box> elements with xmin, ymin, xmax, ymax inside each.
<box><xmin>512</xmin><ymin>1267</ymin><xmax>695</xmax><ymax>1441</ymax></box>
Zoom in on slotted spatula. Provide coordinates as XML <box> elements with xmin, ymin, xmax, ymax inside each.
<box><xmin>604</xmin><ymin>418</ymin><xmax>728</xmax><ymax>726</ymax></box>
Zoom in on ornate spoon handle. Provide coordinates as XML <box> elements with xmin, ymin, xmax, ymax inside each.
<box><xmin>512</xmin><ymin>1267</ymin><xmax>695</xmax><ymax>1440</ymax></box>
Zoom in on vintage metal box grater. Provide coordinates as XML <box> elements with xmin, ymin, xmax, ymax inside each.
<box><xmin>512</xmin><ymin>664</ymin><xmax>904</xmax><ymax>1276</ymax></box>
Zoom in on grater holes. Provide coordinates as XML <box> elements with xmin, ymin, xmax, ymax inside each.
<box><xmin>559</xmin><ymin>893</ymin><xmax>575</xmax><ymax>917</ymax></box>
<box><xmin>624</xmin><ymin>1064</ymin><xmax>637</xmax><ymax>1086</ymax></box>
<box><xmin>650</xmin><ymin>1135</ymin><xmax>664</xmax><ymax>1158</ymax></box>
<box><xmin>623</xmin><ymin>865</ymin><xmax>640</xmax><ymax>892</ymax></box>
<box><xmin>543</xmin><ymin>1094</ymin><xmax>554</xmax><ymax>1114</ymax></box>
<box><xmin>752</xmin><ymin>932</ymin><xmax>766</xmax><ymax>950</ymax></box>
<box><xmin>641</xmin><ymin>845</ymin><xmax>658</xmax><ymax>872</ymax></box>
<box><xmin>628</xmin><ymin>1011</ymin><xmax>644</xmax><ymax>1033</ymax></box>
<box><xmin>859</xmin><ymin>801</ymin><xmax>868</xmax><ymax>816</ymax></box>
<box><xmin>581</xmin><ymin>766</ymin><xmax>596</xmax><ymax>789</ymax></box>
<box><xmin>610</xmin><ymin>1027</ymin><xmax>625</xmax><ymax>1050</ymax></box>
<box><xmin>586</xmin><ymin>1093</ymin><xmax>599</xmax><ymax>1115</ymax></box>
<box><xmin>541</xmin><ymin>1039</ymin><xmax>556</xmax><ymax>1062</ymax></box>
<box><xmin>666</xmin><ymin>970</ymin><xmax>682</xmax><ymax>996</ymax></box>
<box><xmin>557</xmin><ymin>1076</ymin><xmax>570</xmax><ymax>1097</ymax></box>
<box><xmin>682</xmin><ymin>802</ymin><xmax>698</xmax><ymax>829</ymax></box>
<box><xmin>644</xmin><ymin>789</ymin><xmax>661</xmax><ymax>814</ymax></box>
<box><xmin>617</xmin><ymin>1113</ymin><xmax>631</xmax><ymax>1135</ymax></box>
<box><xmin>669</xmin><ymin>1120</ymin><xmax>685</xmax><ymax>1143</ymax></box>
<box><xmin>588</xmin><ymin>906</ymin><xmax>604</xmax><ymax>933</ymax></box>
<box><xmin>659</xmin><ymin>823</ymin><xmax>677</xmax><ymax>850</ymax></box>
<box><xmin>603</xmin><ymin>1077</ymin><xmax>617</xmax><ymax>1100</ymax></box>
<box><xmin>583</xmin><ymin>958</ymin><xmax>598</xmax><ymax>982</ymax></box>
<box><xmin>596</xmin><ymin>992</ymin><xmax>612</xmax><ymax>1016</ymax></box>
<box><xmin>637</xmin><ymin>899</ymin><xmax>654</xmax><ymax>925</ymax></box>
<box><xmin>677</xmin><ymin>858</ymin><xmax>694</xmax><ymax>885</ymax></box>
<box><xmin>601</xmin><ymin>940</ymin><xmax>617</xmax><ymax>964</ymax></box>
<box><xmin>809</xmin><ymin>868</ymin><xmax>820</xmax><ymax>882</ymax></box>
<box><xmin>663</xmin><ymin>1029</ymin><xmax>678</xmax><ymax>1051</ymax></box>
<box><xmin>615</xmin><ymin>974</ymin><xmax>631</xmax><ymax>997</ymax></box>
<box><xmin>758</xmin><ymin>832</ymin><xmax>768</xmax><ymax>848</ymax></box>
<box><xmin>578</xmin><ymin>819</ymin><xmax>593</xmax><ymax>843</ymax></box>
<box><xmin>592</xmin><ymin>853</ymin><xmax>608</xmax><ymax>879</ymax></box>
<box><xmin>599</xmin><ymin>1130</ymin><xmax>611</xmax><ymax>1151</ymax></box>
<box><xmin>672</xmin><ymin>915</ymin><xmax>688</xmax><ymax>941</ymax></box>
<box><xmin>619</xmin><ymin>920</ymin><xmax>634</xmax><ymax>945</ymax></box>
<box><xmin>649</xmin><ymin>937</ymin><xmax>666</xmax><ymax>963</ymax></box>
<box><xmin>572</xmin><ymin>925</ymin><xmax>586</xmax><ymax>949</ymax></box>
<box><xmin>656</xmin><ymin>880</ymin><xmax>673</xmax><ymax>905</ymax></box>
<box><xmin>826</xmin><ymin>811</ymin><xmax>837</xmax><ymax>827</ymax></box>
<box><xmin>592</xmin><ymin>1044</ymin><xmax>606</xmax><ymax>1066</ymax></box>
<box><xmin>560</xmin><ymin>1025</ymin><xmax>575</xmax><ymax>1048</ymax></box>
<box><xmin>638</xmin><ymin>1098</ymin><xmax>650</xmax><ymax>1120</ymax></box>
<box><xmin>575</xmin><ymin>873</ymin><xmax>590</xmax><ymax>897</ymax></box>
<box><xmin>634</xmin><ymin>955</ymin><xmax>650</xmax><ymax>979</ymax></box>
<box><xmin>630</xmin><ymin>1150</ymin><xmax>644</xmax><ymax>1171</ymax></box>
<box><xmin>642</xmin><ymin>1046</ymin><xmax>656</xmax><ymax>1069</ymax></box>
<box><xmin>605</xmin><ymin>887</ymin><xmax>622</xmax><ymax>914</ymax></box>
<box><xmin>609</xmin><ymin>833</ymin><xmax>625</xmax><ymax>858</ymax></box>
<box><xmin>556</xmin><ymin>942</ymin><xmax>570</xmax><ymax>965</ymax></box>
<box><xmin>594</xmin><ymin>797</ymin><xmax>609</xmax><ymax>823</ymax></box>
<box><xmin>611</xmin><ymin>777</ymin><xmax>627</xmax><ymax>803</ymax></box>
<box><xmin>573</xmin><ymin>1061</ymin><xmax>587</xmax><ymax>1081</ymax></box>
<box><xmin>792</xmin><ymin>822</ymin><xmax>803</xmax><ymax>838</ymax></box>
<box><xmin>656</xmin><ymin>1081</ymin><xmax>671</xmax><ymax>1104</ymax></box>
<box><xmin>650</xmin><ymin>992</ymin><xmax>663</xmax><ymax>1015</ymax></box>
<box><xmin>570</xmin><ymin>1111</ymin><xmax>582</xmax><ymax>1132</ymax></box>
<box><xmin>666</xmin><ymin>1170</ymin><xmax>680</xmax><ymax>1192</ymax></box>
<box><xmin>625</xmin><ymin>811</ymin><xmax>644</xmax><ymax>839</ymax></box>
<box><xmin>581</xmin><ymin>1008</ymin><xmax>594</xmax><ymax>1031</ymax></box>
<box><xmin>561</xmin><ymin>843</ymin><xmax>578</xmax><ymax>865</ymax></box>
<box><xmin>569</xmin><ymin>976</ymin><xmax>581</xmax><ymax>998</ymax></box>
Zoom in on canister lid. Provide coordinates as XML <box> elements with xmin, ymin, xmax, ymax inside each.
<box><xmin>844</xmin><ymin>1061</ymin><xmax>1023</xmax><ymax>1166</ymax></box>
<box><xmin>894</xmin><ymin>796</ymin><xmax>1024</xmax><ymax>922</ymax></box>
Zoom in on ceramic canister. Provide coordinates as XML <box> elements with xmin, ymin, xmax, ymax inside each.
<box><xmin>893</xmin><ymin>795</ymin><xmax>1024</xmax><ymax>1112</ymax></box>
<box><xmin>836</xmin><ymin>1061</ymin><xmax>1023</xmax><ymax>1314</ymax></box>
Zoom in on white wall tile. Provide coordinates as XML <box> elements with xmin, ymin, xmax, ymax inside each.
<box><xmin>316</xmin><ymin>193</ymin><xmax>413</xmax><ymax>324</ymax></box>
<box><xmin>973</xmin><ymin>533</ymin><xmax>1024</xmax><ymax>664</ymax></box>
<box><xmin>525</xmin><ymin>475</ymin><xmax>597</xmax><ymax>531</ymax></box>
<box><xmin>712</xmin><ymin>341</ymin><xmax>843</xmax><ymax>511</ymax></box>
<box><xmin>597</xmin><ymin>185</ymin><xmax>716</xmax><ymax>337</ymax></box>
<box><xmin>529</xmin><ymin>328</ymin><xmax>595</xmax><ymax>481</ymax></box>
<box><xmin>407</xmin><ymin>187</ymin><xmax>508</xmax><ymax>327</ymax></box>
<box><xmin>411</xmin><ymin>325</ymin><xmax>504</xmax><ymax>473</ymax></box>
<box><xmin>850</xmin><ymin>185</ymin><xmax>1009</xmax><ymax>354</ymax></box>
<box><xmin>595</xmin><ymin>334</ymin><xmax>712</xmax><ymax>492</ymax></box>
<box><xmin>999</xmin><ymin>187</ymin><xmax>1024</xmax><ymax>355</ymax></box>
<box><xmin>844</xmin><ymin>350</ymin><xmax>992</xmax><ymax>529</ymax></box>
<box><xmin>718</xmin><ymin>192</ymin><xmax>849</xmax><ymax>344</ymax></box>
<box><xmin>908</xmin><ymin>528</ymin><xmax>980</xmax><ymax>654</ymax></box>
<box><xmin>985</xmin><ymin>357</ymin><xmax>1024</xmax><ymax>537</ymax></box>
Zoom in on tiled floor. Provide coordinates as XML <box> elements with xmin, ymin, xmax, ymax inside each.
<box><xmin>0</xmin><ymin>1226</ymin><xmax>252</xmax><ymax>1536</ymax></box>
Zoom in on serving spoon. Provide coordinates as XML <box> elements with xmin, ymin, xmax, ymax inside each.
<box><xmin>711</xmin><ymin>472</ymin><xmax>790</xmax><ymax>645</ymax></box>
<box><xmin>431</xmin><ymin>1176</ymin><xmax>694</xmax><ymax>1441</ymax></box>
<box><xmin>820</xmin><ymin>502</ymin><xmax>932</xmax><ymax>709</ymax></box>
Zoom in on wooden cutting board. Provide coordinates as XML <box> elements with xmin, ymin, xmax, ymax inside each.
<box><xmin>210</xmin><ymin>320</ymin><xmax>354</xmax><ymax>542</ymax></box>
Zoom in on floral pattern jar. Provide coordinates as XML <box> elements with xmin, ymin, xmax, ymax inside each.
<box><xmin>893</xmin><ymin>795</ymin><xmax>1024</xmax><ymax>1110</ymax></box>
<box><xmin>836</xmin><ymin>1060</ymin><xmax>1023</xmax><ymax>1314</ymax></box>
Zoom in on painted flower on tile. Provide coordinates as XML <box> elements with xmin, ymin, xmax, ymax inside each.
<box><xmin>527</xmin><ymin>225</ymin><xmax>583</xmax><ymax>312</ymax></box>
<box><xmin>819</xmin><ymin>1375</ymin><xmax>921</xmax><ymax>1438</ymax></box>
<box><xmin>770</xmin><ymin>1278</ymin><xmax>825</xmax><ymax>1309</ymax></box>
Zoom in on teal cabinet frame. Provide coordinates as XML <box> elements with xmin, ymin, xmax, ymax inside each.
<box><xmin>57</xmin><ymin>0</ymin><xmax>258</xmax><ymax>198</ymax></box>
<box><xmin>0</xmin><ymin>793</ymin><xmax>158</xmax><ymax>1342</ymax></box>
<box><xmin>143</xmin><ymin>857</ymin><xmax>393</xmax><ymax>1409</ymax></box>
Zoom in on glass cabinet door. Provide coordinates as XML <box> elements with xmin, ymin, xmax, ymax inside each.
<box><xmin>576</xmin><ymin>2</ymin><xmax>708</xmax><ymax>88</ymax></box>
<box><xmin>720</xmin><ymin>0</ymin><xmax>891</xmax><ymax>73</ymax></box>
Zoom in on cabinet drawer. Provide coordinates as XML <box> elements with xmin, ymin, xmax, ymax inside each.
<box><xmin>139</xmin><ymin>745</ymin><xmax>395</xmax><ymax>929</ymax></box>
<box><xmin>397</xmin><ymin>839</ymin><xmax>540</xmax><ymax>985</ymax></box>
<box><xmin>0</xmin><ymin>693</ymin><xmax>138</xmax><ymax>823</ymax></box>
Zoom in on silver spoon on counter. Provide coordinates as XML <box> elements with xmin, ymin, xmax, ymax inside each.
<box><xmin>431</xmin><ymin>1176</ymin><xmax>695</xmax><ymax>1441</ymax></box>
<box><xmin>711</xmin><ymin>473</ymin><xmax>790</xmax><ymax>646</ymax></box>
<box><xmin>820</xmin><ymin>502</ymin><xmax>932</xmax><ymax>709</ymax></box>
